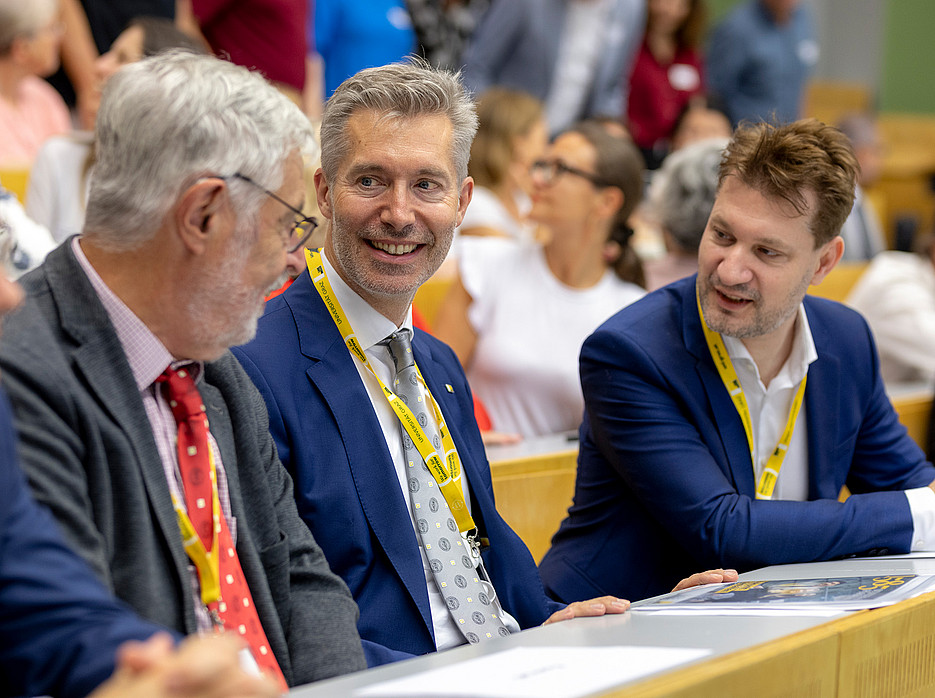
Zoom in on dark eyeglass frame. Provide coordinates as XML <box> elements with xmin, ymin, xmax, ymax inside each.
<box><xmin>530</xmin><ymin>159</ymin><xmax>612</xmax><ymax>188</ymax></box>
<box><xmin>224</xmin><ymin>172</ymin><xmax>318</xmax><ymax>253</ymax></box>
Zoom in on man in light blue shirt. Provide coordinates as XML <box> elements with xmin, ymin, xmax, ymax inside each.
<box><xmin>706</xmin><ymin>0</ymin><xmax>819</xmax><ymax>125</ymax></box>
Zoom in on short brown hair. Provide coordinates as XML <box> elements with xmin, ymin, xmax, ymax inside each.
<box><xmin>718</xmin><ymin>119</ymin><xmax>857</xmax><ymax>247</ymax></box>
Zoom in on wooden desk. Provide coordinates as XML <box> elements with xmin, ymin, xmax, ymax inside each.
<box><xmin>874</xmin><ymin>114</ymin><xmax>935</xmax><ymax>247</ymax></box>
<box><xmin>807</xmin><ymin>261</ymin><xmax>868</xmax><ymax>302</ymax></box>
<box><xmin>487</xmin><ymin>434</ymin><xmax>578</xmax><ymax>563</ymax></box>
<box><xmin>292</xmin><ymin>557</ymin><xmax>935</xmax><ymax>697</ymax></box>
<box><xmin>888</xmin><ymin>383</ymin><xmax>934</xmax><ymax>450</ymax></box>
<box><xmin>485</xmin><ymin>384</ymin><xmax>935</xmax><ymax>561</ymax></box>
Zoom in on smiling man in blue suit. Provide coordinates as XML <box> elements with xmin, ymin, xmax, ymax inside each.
<box><xmin>539</xmin><ymin>119</ymin><xmax>935</xmax><ymax>604</ymax></box>
<box><xmin>231</xmin><ymin>60</ymin><xmax>663</xmax><ymax>667</ymax></box>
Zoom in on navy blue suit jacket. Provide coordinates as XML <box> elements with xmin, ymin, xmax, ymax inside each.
<box><xmin>234</xmin><ymin>271</ymin><xmax>560</xmax><ymax>667</ymax></box>
<box><xmin>539</xmin><ymin>276</ymin><xmax>935</xmax><ymax>603</ymax></box>
<box><xmin>0</xmin><ymin>391</ymin><xmax>164</xmax><ymax>698</ymax></box>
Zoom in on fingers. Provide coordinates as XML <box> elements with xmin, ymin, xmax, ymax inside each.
<box><xmin>480</xmin><ymin>430</ymin><xmax>522</xmax><ymax>446</ymax></box>
<box><xmin>114</xmin><ymin>633</ymin><xmax>176</xmax><ymax>674</ymax></box>
<box><xmin>671</xmin><ymin>568</ymin><xmax>739</xmax><ymax>592</ymax></box>
<box><xmin>94</xmin><ymin>633</ymin><xmax>281</xmax><ymax>698</ymax></box>
<box><xmin>542</xmin><ymin>596</ymin><xmax>630</xmax><ymax>625</ymax></box>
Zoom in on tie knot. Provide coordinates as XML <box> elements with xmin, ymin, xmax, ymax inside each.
<box><xmin>156</xmin><ymin>366</ymin><xmax>206</xmax><ymax>420</ymax></box>
<box><xmin>382</xmin><ymin>329</ymin><xmax>415</xmax><ymax>374</ymax></box>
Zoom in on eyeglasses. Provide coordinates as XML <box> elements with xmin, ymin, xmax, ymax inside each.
<box><xmin>226</xmin><ymin>172</ymin><xmax>318</xmax><ymax>253</ymax></box>
<box><xmin>530</xmin><ymin>159</ymin><xmax>611</xmax><ymax>188</ymax></box>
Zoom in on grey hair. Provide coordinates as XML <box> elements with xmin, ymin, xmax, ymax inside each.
<box><xmin>0</xmin><ymin>0</ymin><xmax>57</xmax><ymax>55</ymax></box>
<box><xmin>84</xmin><ymin>51</ymin><xmax>317</xmax><ymax>251</ymax></box>
<box><xmin>650</xmin><ymin>138</ymin><xmax>728</xmax><ymax>253</ymax></box>
<box><xmin>319</xmin><ymin>58</ymin><xmax>478</xmax><ymax>183</ymax></box>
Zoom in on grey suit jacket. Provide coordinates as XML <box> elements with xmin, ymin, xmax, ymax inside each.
<box><xmin>0</xmin><ymin>241</ymin><xmax>366</xmax><ymax>686</ymax></box>
<box><xmin>460</xmin><ymin>0</ymin><xmax>645</xmax><ymax>127</ymax></box>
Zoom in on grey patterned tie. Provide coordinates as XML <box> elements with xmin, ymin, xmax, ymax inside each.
<box><xmin>383</xmin><ymin>329</ymin><xmax>511</xmax><ymax>645</ymax></box>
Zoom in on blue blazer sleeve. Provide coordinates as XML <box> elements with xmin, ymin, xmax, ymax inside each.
<box><xmin>540</xmin><ymin>279</ymin><xmax>935</xmax><ymax>602</ymax></box>
<box><xmin>0</xmin><ymin>394</ymin><xmax>167</xmax><ymax>698</ymax></box>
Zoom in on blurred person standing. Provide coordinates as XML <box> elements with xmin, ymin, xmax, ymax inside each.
<box><xmin>313</xmin><ymin>0</ymin><xmax>415</xmax><ymax>103</ymax></box>
<box><xmin>461</xmin><ymin>0</ymin><xmax>646</xmax><ymax>136</ymax></box>
<box><xmin>706</xmin><ymin>0</ymin><xmax>817</xmax><ymax>125</ymax></box>
<box><xmin>192</xmin><ymin>0</ymin><xmax>307</xmax><ymax>104</ymax></box>
<box><xmin>406</xmin><ymin>0</ymin><xmax>489</xmax><ymax>71</ymax></box>
<box><xmin>626</xmin><ymin>0</ymin><xmax>706</xmax><ymax>169</ymax></box>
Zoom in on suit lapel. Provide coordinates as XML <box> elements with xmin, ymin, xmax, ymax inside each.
<box><xmin>802</xmin><ymin>301</ymin><xmax>841</xmax><ymax>499</ymax></box>
<box><xmin>681</xmin><ymin>281</ymin><xmax>757</xmax><ymax>496</ymax></box>
<box><xmin>46</xmin><ymin>244</ymin><xmax>191</xmax><ymax>580</ymax></box>
<box><xmin>288</xmin><ymin>275</ymin><xmax>433</xmax><ymax>627</ymax></box>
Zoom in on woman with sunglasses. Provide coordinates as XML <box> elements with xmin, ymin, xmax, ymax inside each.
<box><xmin>434</xmin><ymin>120</ymin><xmax>646</xmax><ymax>439</ymax></box>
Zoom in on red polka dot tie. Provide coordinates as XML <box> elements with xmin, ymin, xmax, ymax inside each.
<box><xmin>157</xmin><ymin>366</ymin><xmax>287</xmax><ymax>689</ymax></box>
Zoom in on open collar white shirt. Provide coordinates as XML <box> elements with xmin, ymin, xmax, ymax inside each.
<box><xmin>722</xmin><ymin>304</ymin><xmax>816</xmax><ymax>501</ymax></box>
<box><xmin>722</xmin><ymin>301</ymin><xmax>935</xmax><ymax>549</ymax></box>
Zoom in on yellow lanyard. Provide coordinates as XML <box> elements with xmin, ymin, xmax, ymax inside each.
<box><xmin>696</xmin><ymin>290</ymin><xmax>807</xmax><ymax>500</ymax></box>
<box><xmin>305</xmin><ymin>248</ymin><xmax>477</xmax><ymax>534</ymax></box>
<box><xmin>172</xmin><ymin>446</ymin><xmax>223</xmax><ymax>614</ymax></box>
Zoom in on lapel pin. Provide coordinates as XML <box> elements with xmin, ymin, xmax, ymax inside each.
<box><xmin>445</xmin><ymin>384</ymin><xmax>454</xmax><ymax>393</ymax></box>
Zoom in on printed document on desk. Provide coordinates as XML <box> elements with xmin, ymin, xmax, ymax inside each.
<box><xmin>633</xmin><ymin>574</ymin><xmax>935</xmax><ymax>613</ymax></box>
<box><xmin>355</xmin><ymin>646</ymin><xmax>711</xmax><ymax>698</ymax></box>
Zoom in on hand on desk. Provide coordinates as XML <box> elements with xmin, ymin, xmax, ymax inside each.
<box><xmin>671</xmin><ymin>568</ymin><xmax>739</xmax><ymax>593</ymax></box>
<box><xmin>92</xmin><ymin>633</ymin><xmax>281</xmax><ymax>698</ymax></box>
<box><xmin>480</xmin><ymin>430</ymin><xmax>522</xmax><ymax>446</ymax></box>
<box><xmin>542</xmin><ymin>596</ymin><xmax>630</xmax><ymax>625</ymax></box>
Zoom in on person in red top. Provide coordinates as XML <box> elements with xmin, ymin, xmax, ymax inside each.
<box><xmin>191</xmin><ymin>0</ymin><xmax>307</xmax><ymax>102</ymax></box>
<box><xmin>626</xmin><ymin>0</ymin><xmax>706</xmax><ymax>169</ymax></box>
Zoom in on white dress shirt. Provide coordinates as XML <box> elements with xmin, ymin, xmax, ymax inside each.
<box><xmin>723</xmin><ymin>304</ymin><xmax>935</xmax><ymax>549</ymax></box>
<box><xmin>319</xmin><ymin>251</ymin><xmax>519</xmax><ymax>650</ymax></box>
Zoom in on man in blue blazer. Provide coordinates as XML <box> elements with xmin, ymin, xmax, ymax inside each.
<box><xmin>233</xmin><ymin>60</ymin><xmax>642</xmax><ymax>667</ymax></box>
<box><xmin>539</xmin><ymin>119</ymin><xmax>935</xmax><ymax>604</ymax></box>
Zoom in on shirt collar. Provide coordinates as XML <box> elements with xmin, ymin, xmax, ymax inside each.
<box><xmin>722</xmin><ymin>303</ymin><xmax>817</xmax><ymax>389</ymax></box>
<box><xmin>319</xmin><ymin>248</ymin><xmax>413</xmax><ymax>350</ymax></box>
<box><xmin>71</xmin><ymin>237</ymin><xmax>202</xmax><ymax>390</ymax></box>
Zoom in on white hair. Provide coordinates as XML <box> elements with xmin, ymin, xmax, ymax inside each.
<box><xmin>0</xmin><ymin>0</ymin><xmax>58</xmax><ymax>55</ymax></box>
<box><xmin>650</xmin><ymin>138</ymin><xmax>729</xmax><ymax>253</ymax></box>
<box><xmin>84</xmin><ymin>51</ymin><xmax>317</xmax><ymax>251</ymax></box>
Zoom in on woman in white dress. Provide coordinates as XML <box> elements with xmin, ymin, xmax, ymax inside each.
<box><xmin>435</xmin><ymin>121</ymin><xmax>647</xmax><ymax>438</ymax></box>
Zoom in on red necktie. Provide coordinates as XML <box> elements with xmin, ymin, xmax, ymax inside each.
<box><xmin>158</xmin><ymin>366</ymin><xmax>287</xmax><ymax>689</ymax></box>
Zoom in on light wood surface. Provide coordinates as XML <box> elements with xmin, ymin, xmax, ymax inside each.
<box><xmin>486</xmin><ymin>387</ymin><xmax>934</xmax><ymax>562</ymax></box>
<box><xmin>891</xmin><ymin>387</ymin><xmax>933</xmax><ymax>450</ymax></box>
<box><xmin>873</xmin><ymin>114</ymin><xmax>935</xmax><ymax>248</ymax></box>
<box><xmin>488</xmin><ymin>436</ymin><xmax>578</xmax><ymax>563</ymax></box>
<box><xmin>413</xmin><ymin>275</ymin><xmax>454</xmax><ymax>328</ymax></box>
<box><xmin>807</xmin><ymin>261</ymin><xmax>868</xmax><ymax>302</ymax></box>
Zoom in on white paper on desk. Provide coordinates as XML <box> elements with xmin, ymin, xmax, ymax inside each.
<box><xmin>355</xmin><ymin>646</ymin><xmax>711</xmax><ymax>698</ymax></box>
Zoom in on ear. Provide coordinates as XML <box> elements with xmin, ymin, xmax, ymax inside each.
<box><xmin>809</xmin><ymin>235</ymin><xmax>845</xmax><ymax>286</ymax></box>
<box><xmin>455</xmin><ymin>176</ymin><xmax>474</xmax><ymax>228</ymax></box>
<box><xmin>598</xmin><ymin>186</ymin><xmax>625</xmax><ymax>220</ymax></box>
<box><xmin>314</xmin><ymin>168</ymin><xmax>333</xmax><ymax>221</ymax></box>
<box><xmin>174</xmin><ymin>178</ymin><xmax>228</xmax><ymax>255</ymax></box>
